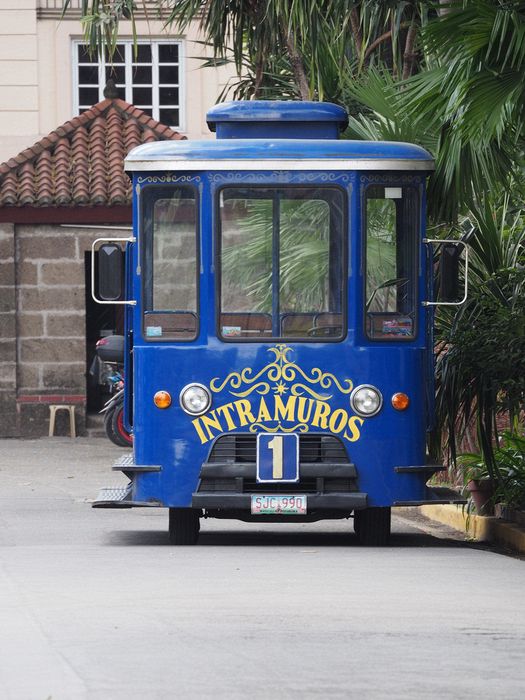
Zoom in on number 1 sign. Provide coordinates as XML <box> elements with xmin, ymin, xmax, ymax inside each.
<box><xmin>256</xmin><ymin>434</ymin><xmax>299</xmax><ymax>483</ymax></box>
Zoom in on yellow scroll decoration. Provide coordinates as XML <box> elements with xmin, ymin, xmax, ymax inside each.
<box><xmin>210</xmin><ymin>344</ymin><xmax>353</xmax><ymax>400</ymax></box>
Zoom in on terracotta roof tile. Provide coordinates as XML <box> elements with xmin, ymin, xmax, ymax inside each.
<box><xmin>19</xmin><ymin>162</ymin><xmax>35</xmax><ymax>206</ymax></box>
<box><xmin>35</xmin><ymin>150</ymin><xmax>54</xmax><ymax>206</ymax></box>
<box><xmin>124</xmin><ymin>119</ymin><xmax>141</xmax><ymax>152</ymax></box>
<box><xmin>1</xmin><ymin>171</ymin><xmax>17</xmax><ymax>205</ymax></box>
<box><xmin>71</xmin><ymin>128</ymin><xmax>90</xmax><ymax>204</ymax></box>
<box><xmin>0</xmin><ymin>98</ymin><xmax>185</xmax><ymax>208</ymax></box>
<box><xmin>55</xmin><ymin>138</ymin><xmax>71</xmax><ymax>205</ymax></box>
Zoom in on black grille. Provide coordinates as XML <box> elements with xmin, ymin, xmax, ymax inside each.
<box><xmin>199</xmin><ymin>478</ymin><xmax>240</xmax><ymax>493</ymax></box>
<box><xmin>208</xmin><ymin>434</ymin><xmax>256</xmax><ymax>463</ymax></box>
<box><xmin>208</xmin><ymin>434</ymin><xmax>349</xmax><ymax>464</ymax></box>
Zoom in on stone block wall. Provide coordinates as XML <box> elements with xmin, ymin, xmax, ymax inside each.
<box><xmin>0</xmin><ymin>222</ymin><xmax>130</xmax><ymax>437</ymax></box>
<box><xmin>15</xmin><ymin>224</ymin><xmax>87</xmax><ymax>435</ymax></box>
<box><xmin>0</xmin><ymin>223</ymin><xmax>17</xmax><ymax>435</ymax></box>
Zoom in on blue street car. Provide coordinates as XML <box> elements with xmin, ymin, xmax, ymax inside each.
<box><xmin>92</xmin><ymin>100</ymin><xmax>464</xmax><ymax>545</ymax></box>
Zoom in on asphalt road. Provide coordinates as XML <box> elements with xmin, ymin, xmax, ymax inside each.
<box><xmin>0</xmin><ymin>438</ymin><xmax>524</xmax><ymax>700</ymax></box>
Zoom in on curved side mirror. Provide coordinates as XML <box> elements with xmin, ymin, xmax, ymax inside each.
<box><xmin>423</xmin><ymin>239</ymin><xmax>468</xmax><ymax>307</ymax></box>
<box><xmin>91</xmin><ymin>236</ymin><xmax>136</xmax><ymax>306</ymax></box>
<box><xmin>438</xmin><ymin>243</ymin><xmax>460</xmax><ymax>302</ymax></box>
<box><xmin>99</xmin><ymin>243</ymin><xmax>124</xmax><ymax>301</ymax></box>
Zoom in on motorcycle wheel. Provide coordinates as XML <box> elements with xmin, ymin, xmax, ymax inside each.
<box><xmin>112</xmin><ymin>403</ymin><xmax>133</xmax><ymax>446</ymax></box>
<box><xmin>104</xmin><ymin>402</ymin><xmax>133</xmax><ymax>447</ymax></box>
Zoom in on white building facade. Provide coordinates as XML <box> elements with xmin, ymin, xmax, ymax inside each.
<box><xmin>0</xmin><ymin>0</ymin><xmax>232</xmax><ymax>163</ymax></box>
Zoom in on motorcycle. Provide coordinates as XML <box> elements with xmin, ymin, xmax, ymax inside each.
<box><xmin>95</xmin><ymin>336</ymin><xmax>132</xmax><ymax>447</ymax></box>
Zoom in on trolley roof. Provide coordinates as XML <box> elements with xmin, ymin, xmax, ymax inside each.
<box><xmin>125</xmin><ymin>139</ymin><xmax>434</xmax><ymax>172</ymax></box>
<box><xmin>206</xmin><ymin>100</ymin><xmax>348</xmax><ymax>133</ymax></box>
<box><xmin>125</xmin><ymin>100</ymin><xmax>434</xmax><ymax>173</ymax></box>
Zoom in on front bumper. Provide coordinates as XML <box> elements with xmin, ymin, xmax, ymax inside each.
<box><xmin>192</xmin><ymin>492</ymin><xmax>367</xmax><ymax>511</ymax></box>
<box><xmin>192</xmin><ymin>459</ymin><xmax>366</xmax><ymax>513</ymax></box>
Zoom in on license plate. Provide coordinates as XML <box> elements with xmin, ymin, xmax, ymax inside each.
<box><xmin>251</xmin><ymin>495</ymin><xmax>307</xmax><ymax>515</ymax></box>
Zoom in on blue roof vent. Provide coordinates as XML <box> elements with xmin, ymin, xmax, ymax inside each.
<box><xmin>207</xmin><ymin>101</ymin><xmax>348</xmax><ymax>140</ymax></box>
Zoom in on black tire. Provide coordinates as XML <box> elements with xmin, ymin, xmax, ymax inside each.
<box><xmin>103</xmin><ymin>402</ymin><xmax>131</xmax><ymax>447</ymax></box>
<box><xmin>354</xmin><ymin>507</ymin><xmax>391</xmax><ymax>546</ymax></box>
<box><xmin>111</xmin><ymin>401</ymin><xmax>133</xmax><ymax>446</ymax></box>
<box><xmin>169</xmin><ymin>508</ymin><xmax>201</xmax><ymax>545</ymax></box>
<box><xmin>103</xmin><ymin>407</ymin><xmax>126</xmax><ymax>447</ymax></box>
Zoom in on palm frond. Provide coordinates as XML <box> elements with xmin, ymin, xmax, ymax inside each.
<box><xmin>435</xmin><ymin>196</ymin><xmax>525</xmax><ymax>469</ymax></box>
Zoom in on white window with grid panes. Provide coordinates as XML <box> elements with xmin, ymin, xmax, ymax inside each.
<box><xmin>73</xmin><ymin>40</ymin><xmax>183</xmax><ymax>129</ymax></box>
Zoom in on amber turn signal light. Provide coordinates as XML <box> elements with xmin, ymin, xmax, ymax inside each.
<box><xmin>153</xmin><ymin>390</ymin><xmax>172</xmax><ymax>409</ymax></box>
<box><xmin>391</xmin><ymin>392</ymin><xmax>410</xmax><ymax>411</ymax></box>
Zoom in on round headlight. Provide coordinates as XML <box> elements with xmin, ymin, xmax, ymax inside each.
<box><xmin>350</xmin><ymin>385</ymin><xmax>383</xmax><ymax>417</ymax></box>
<box><xmin>179</xmin><ymin>383</ymin><xmax>211</xmax><ymax>416</ymax></box>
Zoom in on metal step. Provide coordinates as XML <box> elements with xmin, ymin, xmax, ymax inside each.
<box><xmin>112</xmin><ymin>454</ymin><xmax>162</xmax><ymax>473</ymax></box>
<box><xmin>394</xmin><ymin>464</ymin><xmax>446</xmax><ymax>473</ymax></box>
<box><xmin>92</xmin><ymin>483</ymin><xmax>162</xmax><ymax>508</ymax></box>
<box><xmin>394</xmin><ymin>485</ymin><xmax>466</xmax><ymax>506</ymax></box>
<box><xmin>93</xmin><ymin>484</ymin><xmax>133</xmax><ymax>508</ymax></box>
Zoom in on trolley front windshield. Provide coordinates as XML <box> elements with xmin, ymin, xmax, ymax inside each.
<box><xmin>218</xmin><ymin>186</ymin><xmax>346</xmax><ymax>341</ymax></box>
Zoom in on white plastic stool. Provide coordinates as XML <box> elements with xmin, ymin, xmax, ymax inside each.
<box><xmin>48</xmin><ymin>404</ymin><xmax>76</xmax><ymax>438</ymax></box>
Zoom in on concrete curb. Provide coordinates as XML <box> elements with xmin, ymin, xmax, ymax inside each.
<box><xmin>418</xmin><ymin>504</ymin><xmax>525</xmax><ymax>554</ymax></box>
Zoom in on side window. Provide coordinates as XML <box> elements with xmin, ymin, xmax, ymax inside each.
<box><xmin>142</xmin><ymin>186</ymin><xmax>197</xmax><ymax>340</ymax></box>
<box><xmin>365</xmin><ymin>185</ymin><xmax>419</xmax><ymax>340</ymax></box>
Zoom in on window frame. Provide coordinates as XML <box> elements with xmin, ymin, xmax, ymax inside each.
<box><xmin>72</xmin><ymin>39</ymin><xmax>185</xmax><ymax>130</ymax></box>
<box><xmin>215</xmin><ymin>184</ymin><xmax>348</xmax><ymax>344</ymax></box>
<box><xmin>362</xmin><ymin>182</ymin><xmax>420</xmax><ymax>343</ymax></box>
<box><xmin>140</xmin><ymin>183</ymin><xmax>200</xmax><ymax>343</ymax></box>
